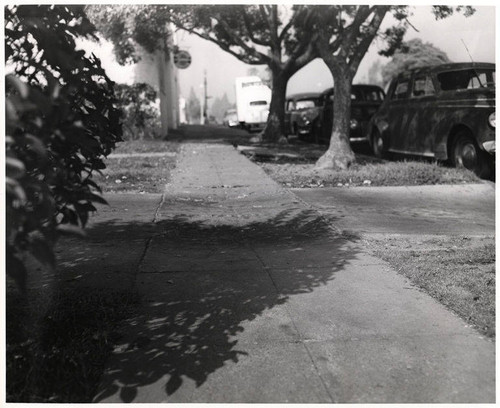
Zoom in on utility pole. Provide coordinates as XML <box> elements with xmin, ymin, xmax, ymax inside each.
<box><xmin>203</xmin><ymin>70</ymin><xmax>208</xmax><ymax>123</ymax></box>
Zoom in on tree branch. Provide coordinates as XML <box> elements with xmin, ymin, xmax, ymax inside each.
<box><xmin>278</xmin><ymin>6</ymin><xmax>302</xmax><ymax>44</ymax></box>
<box><xmin>348</xmin><ymin>6</ymin><xmax>389</xmax><ymax>73</ymax></box>
<box><xmin>340</xmin><ymin>6</ymin><xmax>373</xmax><ymax>53</ymax></box>
<box><xmin>242</xmin><ymin>8</ymin><xmax>272</xmax><ymax>46</ymax></box>
<box><xmin>177</xmin><ymin>24</ymin><xmax>267</xmax><ymax>65</ymax></box>
<box><xmin>214</xmin><ymin>16</ymin><xmax>269</xmax><ymax>62</ymax></box>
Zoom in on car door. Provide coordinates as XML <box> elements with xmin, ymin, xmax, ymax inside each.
<box><xmin>386</xmin><ymin>76</ymin><xmax>412</xmax><ymax>152</ymax></box>
<box><xmin>404</xmin><ymin>73</ymin><xmax>438</xmax><ymax>155</ymax></box>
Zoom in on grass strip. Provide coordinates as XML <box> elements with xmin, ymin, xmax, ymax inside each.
<box><xmin>94</xmin><ymin>155</ymin><xmax>177</xmax><ymax>193</ymax></box>
<box><xmin>366</xmin><ymin>236</ymin><xmax>495</xmax><ymax>338</ymax></box>
<box><xmin>259</xmin><ymin>160</ymin><xmax>480</xmax><ymax>188</ymax></box>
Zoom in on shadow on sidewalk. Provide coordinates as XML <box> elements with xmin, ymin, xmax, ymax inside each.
<box><xmin>89</xmin><ymin>209</ymin><xmax>360</xmax><ymax>402</ymax></box>
<box><xmin>168</xmin><ymin>124</ymin><xmax>255</xmax><ymax>145</ymax></box>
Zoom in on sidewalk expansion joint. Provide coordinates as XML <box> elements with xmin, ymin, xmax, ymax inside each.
<box><xmin>136</xmin><ymin>194</ymin><xmax>166</xmax><ymax>279</ymax></box>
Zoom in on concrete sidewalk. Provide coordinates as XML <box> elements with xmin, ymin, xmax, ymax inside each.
<box><xmin>91</xmin><ymin>143</ymin><xmax>494</xmax><ymax>403</ymax></box>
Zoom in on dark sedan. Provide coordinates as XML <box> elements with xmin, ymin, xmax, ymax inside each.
<box><xmin>367</xmin><ymin>62</ymin><xmax>495</xmax><ymax>178</ymax></box>
<box><xmin>284</xmin><ymin>92</ymin><xmax>321</xmax><ymax>137</ymax></box>
<box><xmin>298</xmin><ymin>84</ymin><xmax>385</xmax><ymax>144</ymax></box>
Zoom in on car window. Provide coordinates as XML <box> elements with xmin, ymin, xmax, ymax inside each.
<box><xmin>412</xmin><ymin>75</ymin><xmax>435</xmax><ymax>97</ymax></box>
<box><xmin>286</xmin><ymin>101</ymin><xmax>295</xmax><ymax>111</ymax></box>
<box><xmin>296</xmin><ymin>100</ymin><xmax>316</xmax><ymax>110</ymax></box>
<box><xmin>437</xmin><ymin>68</ymin><xmax>495</xmax><ymax>91</ymax></box>
<box><xmin>392</xmin><ymin>80</ymin><xmax>409</xmax><ymax>100</ymax></box>
<box><xmin>364</xmin><ymin>89</ymin><xmax>384</xmax><ymax>101</ymax></box>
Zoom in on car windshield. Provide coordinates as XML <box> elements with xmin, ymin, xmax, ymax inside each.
<box><xmin>437</xmin><ymin>68</ymin><xmax>495</xmax><ymax>91</ymax></box>
<box><xmin>351</xmin><ymin>88</ymin><xmax>384</xmax><ymax>101</ymax></box>
<box><xmin>296</xmin><ymin>100</ymin><xmax>317</xmax><ymax>110</ymax></box>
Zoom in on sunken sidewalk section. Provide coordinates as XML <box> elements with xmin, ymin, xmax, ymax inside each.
<box><xmin>94</xmin><ymin>143</ymin><xmax>494</xmax><ymax>403</ymax></box>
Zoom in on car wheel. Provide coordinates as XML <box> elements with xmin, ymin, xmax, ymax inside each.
<box><xmin>372</xmin><ymin>130</ymin><xmax>386</xmax><ymax>159</ymax></box>
<box><xmin>451</xmin><ymin>131</ymin><xmax>491</xmax><ymax>178</ymax></box>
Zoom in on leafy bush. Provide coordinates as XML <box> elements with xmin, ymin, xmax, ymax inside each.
<box><xmin>5</xmin><ymin>5</ymin><xmax>122</xmax><ymax>288</ymax></box>
<box><xmin>115</xmin><ymin>83</ymin><xmax>161</xmax><ymax>140</ymax></box>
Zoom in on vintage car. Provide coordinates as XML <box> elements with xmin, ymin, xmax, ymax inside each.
<box><xmin>222</xmin><ymin>108</ymin><xmax>239</xmax><ymax>128</ymax></box>
<box><xmin>284</xmin><ymin>92</ymin><xmax>321</xmax><ymax>137</ymax></box>
<box><xmin>368</xmin><ymin>62</ymin><xmax>495</xmax><ymax>178</ymax></box>
<box><xmin>299</xmin><ymin>84</ymin><xmax>385</xmax><ymax>144</ymax></box>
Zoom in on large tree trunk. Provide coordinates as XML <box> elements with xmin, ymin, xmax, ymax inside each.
<box><xmin>157</xmin><ymin>48</ymin><xmax>170</xmax><ymax>138</ymax></box>
<box><xmin>315</xmin><ymin>61</ymin><xmax>356</xmax><ymax>170</ymax></box>
<box><xmin>261</xmin><ymin>69</ymin><xmax>288</xmax><ymax>143</ymax></box>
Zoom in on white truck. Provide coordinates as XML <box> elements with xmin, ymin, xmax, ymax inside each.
<box><xmin>234</xmin><ymin>76</ymin><xmax>272</xmax><ymax>132</ymax></box>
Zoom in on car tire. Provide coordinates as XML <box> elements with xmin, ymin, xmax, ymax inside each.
<box><xmin>451</xmin><ymin>131</ymin><xmax>491</xmax><ymax>179</ymax></box>
<box><xmin>372</xmin><ymin>130</ymin><xmax>386</xmax><ymax>159</ymax></box>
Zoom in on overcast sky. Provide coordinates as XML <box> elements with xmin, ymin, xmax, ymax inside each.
<box><xmin>90</xmin><ymin>5</ymin><xmax>496</xmax><ymax>104</ymax></box>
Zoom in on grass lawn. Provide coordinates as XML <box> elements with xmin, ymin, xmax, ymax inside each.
<box><xmin>93</xmin><ymin>139</ymin><xmax>181</xmax><ymax>193</ymax></box>
<box><xmin>112</xmin><ymin>139</ymin><xmax>180</xmax><ymax>154</ymax></box>
<box><xmin>364</xmin><ymin>235</ymin><xmax>495</xmax><ymax>338</ymax></box>
<box><xmin>255</xmin><ymin>157</ymin><xmax>481</xmax><ymax>188</ymax></box>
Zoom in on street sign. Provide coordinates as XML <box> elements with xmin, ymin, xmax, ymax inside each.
<box><xmin>173</xmin><ymin>50</ymin><xmax>192</xmax><ymax>69</ymax></box>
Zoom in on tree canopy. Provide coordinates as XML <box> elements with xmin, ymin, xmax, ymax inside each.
<box><xmin>381</xmin><ymin>38</ymin><xmax>451</xmax><ymax>85</ymax></box>
<box><xmin>85</xmin><ymin>5</ymin><xmax>172</xmax><ymax>64</ymax></box>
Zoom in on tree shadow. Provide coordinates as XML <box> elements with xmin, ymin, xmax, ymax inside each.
<box><xmin>84</xmin><ymin>208</ymin><xmax>360</xmax><ymax>402</ymax></box>
<box><xmin>168</xmin><ymin>124</ymin><xmax>254</xmax><ymax>145</ymax></box>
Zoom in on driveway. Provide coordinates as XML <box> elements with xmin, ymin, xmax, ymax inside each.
<box><xmin>292</xmin><ymin>183</ymin><xmax>495</xmax><ymax>236</ymax></box>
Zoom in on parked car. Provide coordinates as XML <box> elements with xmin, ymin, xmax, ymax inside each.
<box><xmin>222</xmin><ymin>109</ymin><xmax>239</xmax><ymax>128</ymax></box>
<box><xmin>367</xmin><ymin>62</ymin><xmax>495</xmax><ymax>178</ymax></box>
<box><xmin>298</xmin><ymin>84</ymin><xmax>385</xmax><ymax>144</ymax></box>
<box><xmin>284</xmin><ymin>92</ymin><xmax>321</xmax><ymax>137</ymax></box>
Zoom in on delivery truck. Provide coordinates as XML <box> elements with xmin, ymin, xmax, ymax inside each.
<box><xmin>234</xmin><ymin>76</ymin><xmax>271</xmax><ymax>132</ymax></box>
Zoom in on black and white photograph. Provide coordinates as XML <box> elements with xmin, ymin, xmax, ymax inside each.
<box><xmin>4</xmin><ymin>3</ymin><xmax>496</xmax><ymax>404</ymax></box>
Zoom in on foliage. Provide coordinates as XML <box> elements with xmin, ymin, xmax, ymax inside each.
<box><xmin>86</xmin><ymin>5</ymin><xmax>175</xmax><ymax>138</ymax></box>
<box><xmin>115</xmin><ymin>83</ymin><xmax>160</xmax><ymax>139</ymax></box>
<box><xmin>381</xmin><ymin>38</ymin><xmax>450</xmax><ymax>85</ymax></box>
<box><xmin>7</xmin><ymin>287</ymin><xmax>139</xmax><ymax>402</ymax></box>
<box><xmin>85</xmin><ymin>5</ymin><xmax>172</xmax><ymax>64</ymax></box>
<box><xmin>185</xmin><ymin>87</ymin><xmax>201</xmax><ymax>124</ymax></box>
<box><xmin>5</xmin><ymin>5</ymin><xmax>122</xmax><ymax>289</ymax></box>
<box><xmin>366</xmin><ymin>60</ymin><xmax>384</xmax><ymax>88</ymax></box>
<box><xmin>210</xmin><ymin>93</ymin><xmax>234</xmax><ymax>123</ymax></box>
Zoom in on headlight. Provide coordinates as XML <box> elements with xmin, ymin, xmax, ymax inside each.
<box><xmin>483</xmin><ymin>141</ymin><xmax>495</xmax><ymax>153</ymax></box>
<box><xmin>489</xmin><ymin>112</ymin><xmax>495</xmax><ymax>128</ymax></box>
<box><xmin>350</xmin><ymin>119</ymin><xmax>359</xmax><ymax>129</ymax></box>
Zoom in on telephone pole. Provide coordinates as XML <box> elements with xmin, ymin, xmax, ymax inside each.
<box><xmin>203</xmin><ymin>70</ymin><xmax>208</xmax><ymax>123</ymax></box>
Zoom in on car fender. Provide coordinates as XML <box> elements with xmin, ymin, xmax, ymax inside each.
<box><xmin>368</xmin><ymin>116</ymin><xmax>389</xmax><ymax>146</ymax></box>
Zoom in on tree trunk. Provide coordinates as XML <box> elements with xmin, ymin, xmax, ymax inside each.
<box><xmin>157</xmin><ymin>48</ymin><xmax>170</xmax><ymax>138</ymax></box>
<box><xmin>315</xmin><ymin>62</ymin><xmax>356</xmax><ymax>170</ymax></box>
<box><xmin>261</xmin><ymin>69</ymin><xmax>288</xmax><ymax>143</ymax></box>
